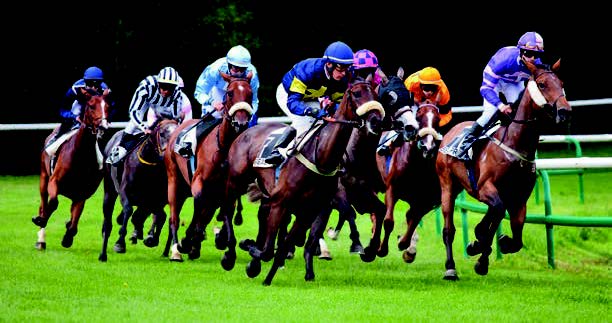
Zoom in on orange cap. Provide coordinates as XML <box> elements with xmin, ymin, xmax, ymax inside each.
<box><xmin>418</xmin><ymin>67</ymin><xmax>442</xmax><ymax>85</ymax></box>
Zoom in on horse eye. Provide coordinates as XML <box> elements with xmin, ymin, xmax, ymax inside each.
<box><xmin>353</xmin><ymin>91</ymin><xmax>362</xmax><ymax>99</ymax></box>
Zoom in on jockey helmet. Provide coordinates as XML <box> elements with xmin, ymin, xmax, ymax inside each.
<box><xmin>227</xmin><ymin>45</ymin><xmax>251</xmax><ymax>68</ymax></box>
<box><xmin>517</xmin><ymin>31</ymin><xmax>544</xmax><ymax>52</ymax></box>
<box><xmin>418</xmin><ymin>67</ymin><xmax>442</xmax><ymax>85</ymax></box>
<box><xmin>157</xmin><ymin>67</ymin><xmax>180</xmax><ymax>85</ymax></box>
<box><xmin>353</xmin><ymin>49</ymin><xmax>378</xmax><ymax>70</ymax></box>
<box><xmin>323</xmin><ymin>41</ymin><xmax>354</xmax><ymax>65</ymax></box>
<box><xmin>83</xmin><ymin>66</ymin><xmax>104</xmax><ymax>80</ymax></box>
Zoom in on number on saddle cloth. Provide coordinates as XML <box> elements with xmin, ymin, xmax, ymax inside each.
<box><xmin>253</xmin><ymin>127</ymin><xmax>287</xmax><ymax>168</ymax></box>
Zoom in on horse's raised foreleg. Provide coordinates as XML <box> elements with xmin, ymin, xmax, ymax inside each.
<box><xmin>399</xmin><ymin>204</ymin><xmax>430</xmax><ymax>263</ymax></box>
<box><xmin>33</xmin><ymin>177</ymin><xmax>58</xmax><ymax>228</ymax></box>
<box><xmin>498</xmin><ymin>203</ymin><xmax>526</xmax><ymax>254</ymax></box>
<box><xmin>473</xmin><ymin>185</ymin><xmax>505</xmax><ymax>276</ymax></box>
<box><xmin>61</xmin><ymin>200</ymin><xmax>85</xmax><ymax>248</ymax></box>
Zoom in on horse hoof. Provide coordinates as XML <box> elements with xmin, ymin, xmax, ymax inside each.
<box><xmin>402</xmin><ymin>250</ymin><xmax>416</xmax><ymax>263</ymax></box>
<box><xmin>286</xmin><ymin>251</ymin><xmax>294</xmax><ymax>259</ymax></box>
<box><xmin>443</xmin><ymin>269</ymin><xmax>459</xmax><ymax>281</ymax></box>
<box><xmin>215</xmin><ymin>236</ymin><xmax>228</xmax><ymax>251</ymax></box>
<box><xmin>234</xmin><ymin>214</ymin><xmax>243</xmax><ymax>226</ymax></box>
<box><xmin>359</xmin><ymin>247</ymin><xmax>376</xmax><ymax>263</ymax></box>
<box><xmin>61</xmin><ymin>235</ymin><xmax>74</xmax><ymax>248</ymax></box>
<box><xmin>169</xmin><ymin>257</ymin><xmax>184</xmax><ymax>263</ymax></box>
<box><xmin>32</xmin><ymin>216</ymin><xmax>48</xmax><ymax>228</ymax></box>
<box><xmin>239</xmin><ymin>239</ymin><xmax>255</xmax><ymax>251</ymax></box>
<box><xmin>98</xmin><ymin>254</ymin><xmax>107</xmax><ymax>262</ymax></box>
<box><xmin>35</xmin><ymin>242</ymin><xmax>46</xmax><ymax>251</ymax></box>
<box><xmin>143</xmin><ymin>236</ymin><xmax>159</xmax><ymax>248</ymax></box>
<box><xmin>129</xmin><ymin>236</ymin><xmax>138</xmax><ymax>245</ymax></box>
<box><xmin>377</xmin><ymin>245</ymin><xmax>389</xmax><ymax>258</ymax></box>
<box><xmin>474</xmin><ymin>261</ymin><xmax>489</xmax><ymax>276</ymax></box>
<box><xmin>350</xmin><ymin>243</ymin><xmax>364</xmax><ymax>255</ymax></box>
<box><xmin>113</xmin><ymin>244</ymin><xmax>126</xmax><ymax>253</ymax></box>
<box><xmin>466</xmin><ymin>241</ymin><xmax>482</xmax><ymax>256</ymax></box>
<box><xmin>304</xmin><ymin>272</ymin><xmax>315</xmax><ymax>281</ymax></box>
<box><xmin>188</xmin><ymin>249</ymin><xmax>200</xmax><ymax>260</ymax></box>
<box><xmin>246</xmin><ymin>260</ymin><xmax>261</xmax><ymax>278</ymax></box>
<box><xmin>221</xmin><ymin>254</ymin><xmax>236</xmax><ymax>271</ymax></box>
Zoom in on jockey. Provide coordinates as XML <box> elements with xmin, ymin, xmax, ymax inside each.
<box><xmin>48</xmin><ymin>66</ymin><xmax>113</xmax><ymax>147</ymax></box>
<box><xmin>450</xmin><ymin>31</ymin><xmax>544</xmax><ymax>159</ymax></box>
<box><xmin>147</xmin><ymin>76</ymin><xmax>192</xmax><ymax>126</ymax></box>
<box><xmin>175</xmin><ymin>45</ymin><xmax>260</xmax><ymax>157</ymax></box>
<box><xmin>352</xmin><ymin>49</ymin><xmax>382</xmax><ymax>85</ymax></box>
<box><xmin>377</xmin><ymin>67</ymin><xmax>449</xmax><ymax>156</ymax></box>
<box><xmin>264</xmin><ymin>40</ymin><xmax>354</xmax><ymax>166</ymax></box>
<box><xmin>107</xmin><ymin>66</ymin><xmax>188</xmax><ymax>165</ymax></box>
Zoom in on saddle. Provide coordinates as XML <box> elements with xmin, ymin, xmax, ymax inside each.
<box><xmin>439</xmin><ymin>124</ymin><xmax>500</xmax><ymax>161</ymax></box>
<box><xmin>174</xmin><ymin>115</ymin><xmax>221</xmax><ymax>156</ymax></box>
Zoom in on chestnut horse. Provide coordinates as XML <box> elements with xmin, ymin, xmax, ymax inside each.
<box><xmin>32</xmin><ymin>90</ymin><xmax>111</xmax><ymax>249</ymax></box>
<box><xmin>99</xmin><ymin>118</ymin><xmax>179</xmax><ymax>261</ymax></box>
<box><xmin>165</xmin><ymin>72</ymin><xmax>253</xmax><ymax>268</ymax></box>
<box><xmin>376</xmin><ymin>102</ymin><xmax>443</xmax><ymax>263</ymax></box>
<box><xmin>222</xmin><ymin>75</ymin><xmax>385</xmax><ymax>285</ymax></box>
<box><xmin>436</xmin><ymin>59</ymin><xmax>571</xmax><ymax>280</ymax></box>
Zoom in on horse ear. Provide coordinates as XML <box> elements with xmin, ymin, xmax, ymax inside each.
<box><xmin>220</xmin><ymin>71</ymin><xmax>231</xmax><ymax>82</ymax></box>
<box><xmin>397</xmin><ymin>67</ymin><xmax>404</xmax><ymax>79</ymax></box>
<box><xmin>552</xmin><ymin>59</ymin><xmax>561</xmax><ymax>73</ymax></box>
<box><xmin>377</xmin><ymin>67</ymin><xmax>389</xmax><ymax>85</ymax></box>
<box><xmin>523</xmin><ymin>58</ymin><xmax>537</xmax><ymax>74</ymax></box>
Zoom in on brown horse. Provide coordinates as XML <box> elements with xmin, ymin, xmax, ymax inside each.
<box><xmin>165</xmin><ymin>72</ymin><xmax>253</xmax><ymax>268</ymax></box>
<box><xmin>436</xmin><ymin>59</ymin><xmax>571</xmax><ymax>280</ymax></box>
<box><xmin>32</xmin><ymin>90</ymin><xmax>111</xmax><ymax>249</ymax></box>
<box><xmin>376</xmin><ymin>102</ymin><xmax>443</xmax><ymax>263</ymax></box>
<box><xmin>99</xmin><ymin>118</ymin><xmax>179</xmax><ymax>262</ymax></box>
<box><xmin>222</xmin><ymin>75</ymin><xmax>384</xmax><ymax>285</ymax></box>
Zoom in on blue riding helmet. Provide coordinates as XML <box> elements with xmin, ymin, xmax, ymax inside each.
<box><xmin>517</xmin><ymin>31</ymin><xmax>544</xmax><ymax>52</ymax></box>
<box><xmin>323</xmin><ymin>41</ymin><xmax>354</xmax><ymax>65</ymax></box>
<box><xmin>227</xmin><ymin>45</ymin><xmax>251</xmax><ymax>68</ymax></box>
<box><xmin>157</xmin><ymin>67</ymin><xmax>180</xmax><ymax>85</ymax></box>
<box><xmin>83</xmin><ymin>66</ymin><xmax>104</xmax><ymax>80</ymax></box>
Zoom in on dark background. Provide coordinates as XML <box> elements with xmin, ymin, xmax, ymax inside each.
<box><xmin>3</xmin><ymin>1</ymin><xmax>610</xmax><ymax>174</ymax></box>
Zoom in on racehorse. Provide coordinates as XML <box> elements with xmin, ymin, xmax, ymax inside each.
<box><xmin>222</xmin><ymin>75</ymin><xmax>385</xmax><ymax>285</ymax></box>
<box><xmin>32</xmin><ymin>90</ymin><xmax>111</xmax><ymax>249</ymax></box>
<box><xmin>99</xmin><ymin>118</ymin><xmax>179</xmax><ymax>262</ymax></box>
<box><xmin>376</xmin><ymin>101</ymin><xmax>443</xmax><ymax>263</ymax></box>
<box><xmin>165</xmin><ymin>72</ymin><xmax>253</xmax><ymax>268</ymax></box>
<box><xmin>436</xmin><ymin>59</ymin><xmax>571</xmax><ymax>280</ymax></box>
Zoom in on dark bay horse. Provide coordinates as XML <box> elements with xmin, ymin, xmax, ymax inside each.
<box><xmin>222</xmin><ymin>75</ymin><xmax>384</xmax><ymax>285</ymax></box>
<box><xmin>376</xmin><ymin>102</ymin><xmax>443</xmax><ymax>263</ymax></box>
<box><xmin>32</xmin><ymin>90</ymin><xmax>111</xmax><ymax>249</ymax></box>
<box><xmin>436</xmin><ymin>59</ymin><xmax>571</xmax><ymax>280</ymax></box>
<box><xmin>165</xmin><ymin>72</ymin><xmax>253</xmax><ymax>268</ymax></box>
<box><xmin>99</xmin><ymin>118</ymin><xmax>179</xmax><ymax>261</ymax></box>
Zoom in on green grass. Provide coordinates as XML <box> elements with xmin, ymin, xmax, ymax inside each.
<box><xmin>0</xmin><ymin>145</ymin><xmax>610</xmax><ymax>322</ymax></box>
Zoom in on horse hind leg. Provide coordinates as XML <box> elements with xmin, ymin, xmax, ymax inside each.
<box><xmin>33</xmin><ymin>178</ymin><xmax>58</xmax><ymax>228</ymax></box>
<box><xmin>113</xmin><ymin>204</ymin><xmax>134</xmax><ymax>253</ymax></box>
<box><xmin>130</xmin><ymin>207</ymin><xmax>149</xmax><ymax>244</ymax></box>
<box><xmin>399</xmin><ymin>205</ymin><xmax>428</xmax><ymax>263</ymax></box>
<box><xmin>144</xmin><ymin>208</ymin><xmax>166</xmax><ymax>248</ymax></box>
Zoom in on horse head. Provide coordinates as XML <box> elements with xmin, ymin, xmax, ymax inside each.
<box><xmin>523</xmin><ymin>59</ymin><xmax>571</xmax><ymax>124</ymax></box>
<box><xmin>221</xmin><ymin>72</ymin><xmax>253</xmax><ymax>133</ymax></box>
<box><xmin>82</xmin><ymin>89</ymin><xmax>111</xmax><ymax>139</ymax></box>
<box><xmin>377</xmin><ymin>67</ymin><xmax>414</xmax><ymax>131</ymax></box>
<box><xmin>415</xmin><ymin>101</ymin><xmax>443</xmax><ymax>159</ymax></box>
<box><xmin>350</xmin><ymin>74</ymin><xmax>385</xmax><ymax>135</ymax></box>
<box><xmin>151</xmin><ymin>119</ymin><xmax>179</xmax><ymax>156</ymax></box>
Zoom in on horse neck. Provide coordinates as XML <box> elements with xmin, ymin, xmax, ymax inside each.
<box><xmin>140</xmin><ymin>134</ymin><xmax>162</xmax><ymax>163</ymax></box>
<box><xmin>310</xmin><ymin>110</ymin><xmax>355</xmax><ymax>173</ymax></box>
<box><xmin>73</xmin><ymin>124</ymin><xmax>98</xmax><ymax>152</ymax></box>
<box><xmin>345</xmin><ymin>127</ymin><xmax>380</xmax><ymax>172</ymax></box>
<box><xmin>502</xmin><ymin>92</ymin><xmax>541</xmax><ymax>159</ymax></box>
<box><xmin>216</xmin><ymin>116</ymin><xmax>236</xmax><ymax>152</ymax></box>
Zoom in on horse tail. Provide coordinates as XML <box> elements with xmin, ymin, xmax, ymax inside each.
<box><xmin>246</xmin><ymin>181</ymin><xmax>264</xmax><ymax>202</ymax></box>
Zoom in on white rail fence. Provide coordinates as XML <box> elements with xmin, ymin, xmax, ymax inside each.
<box><xmin>2</xmin><ymin>98</ymin><xmax>611</xmax><ymax>131</ymax></box>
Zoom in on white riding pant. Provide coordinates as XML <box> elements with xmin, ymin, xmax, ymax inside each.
<box><xmin>476</xmin><ymin>80</ymin><xmax>525</xmax><ymax>127</ymax></box>
<box><xmin>276</xmin><ymin>83</ymin><xmax>318</xmax><ymax>139</ymax></box>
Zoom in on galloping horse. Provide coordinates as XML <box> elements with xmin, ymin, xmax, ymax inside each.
<box><xmin>376</xmin><ymin>101</ymin><xmax>443</xmax><ymax>263</ymax></box>
<box><xmin>436</xmin><ymin>59</ymin><xmax>571</xmax><ymax>280</ymax></box>
<box><xmin>165</xmin><ymin>72</ymin><xmax>253</xmax><ymax>268</ymax></box>
<box><xmin>32</xmin><ymin>90</ymin><xmax>111</xmax><ymax>249</ymax></box>
<box><xmin>99</xmin><ymin>118</ymin><xmax>179</xmax><ymax>261</ymax></box>
<box><xmin>223</xmin><ymin>75</ymin><xmax>384</xmax><ymax>285</ymax></box>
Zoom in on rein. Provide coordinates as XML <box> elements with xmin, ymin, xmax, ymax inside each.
<box><xmin>137</xmin><ymin>132</ymin><xmax>162</xmax><ymax>166</ymax></box>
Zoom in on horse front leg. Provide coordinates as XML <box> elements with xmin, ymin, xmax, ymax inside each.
<box><xmin>473</xmin><ymin>185</ymin><xmax>505</xmax><ymax>276</ymax></box>
<box><xmin>167</xmin><ymin>179</ymin><xmax>185</xmax><ymax>262</ymax></box>
<box><xmin>498</xmin><ymin>203</ymin><xmax>526</xmax><ymax>254</ymax></box>
<box><xmin>130</xmin><ymin>207</ymin><xmax>150</xmax><ymax>245</ymax></box>
<box><xmin>33</xmin><ymin>176</ymin><xmax>58</xmax><ymax>229</ymax></box>
<box><xmin>399</xmin><ymin>204</ymin><xmax>430</xmax><ymax>264</ymax></box>
<box><xmin>62</xmin><ymin>200</ymin><xmax>85</xmax><ymax>248</ymax></box>
<box><xmin>113</xmin><ymin>199</ymin><xmax>133</xmax><ymax>253</ymax></box>
<box><xmin>144</xmin><ymin>207</ymin><xmax>166</xmax><ymax>248</ymax></box>
<box><xmin>263</xmin><ymin>218</ymin><xmax>302</xmax><ymax>286</ymax></box>
<box><xmin>250</xmin><ymin>200</ymin><xmax>287</xmax><ymax>262</ymax></box>
<box><xmin>440</xmin><ymin>185</ymin><xmax>458</xmax><ymax>280</ymax></box>
<box><xmin>99</xmin><ymin>184</ymin><xmax>118</xmax><ymax>261</ymax></box>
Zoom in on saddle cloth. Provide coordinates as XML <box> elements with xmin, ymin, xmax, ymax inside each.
<box><xmin>439</xmin><ymin>124</ymin><xmax>500</xmax><ymax>160</ymax></box>
<box><xmin>253</xmin><ymin>121</ymin><xmax>325</xmax><ymax>168</ymax></box>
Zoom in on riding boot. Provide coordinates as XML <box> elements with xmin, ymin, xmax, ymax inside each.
<box><xmin>47</xmin><ymin>118</ymin><xmax>78</xmax><ymax>148</ymax></box>
<box><xmin>107</xmin><ymin>133</ymin><xmax>135</xmax><ymax>165</ymax></box>
<box><xmin>455</xmin><ymin>123</ymin><xmax>483</xmax><ymax>159</ymax></box>
<box><xmin>264</xmin><ymin>126</ymin><xmax>296</xmax><ymax>166</ymax></box>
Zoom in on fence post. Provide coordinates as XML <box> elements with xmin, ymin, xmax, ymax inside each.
<box><xmin>539</xmin><ymin>170</ymin><xmax>556</xmax><ymax>268</ymax></box>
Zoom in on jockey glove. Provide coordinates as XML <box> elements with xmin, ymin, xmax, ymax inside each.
<box><xmin>304</xmin><ymin>106</ymin><xmax>321</xmax><ymax>118</ymax></box>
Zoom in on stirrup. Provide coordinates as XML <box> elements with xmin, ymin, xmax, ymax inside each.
<box><xmin>176</xmin><ymin>142</ymin><xmax>192</xmax><ymax>157</ymax></box>
<box><xmin>106</xmin><ymin>146</ymin><xmax>127</xmax><ymax>165</ymax></box>
<box><xmin>263</xmin><ymin>151</ymin><xmax>284</xmax><ymax>166</ymax></box>
<box><xmin>377</xmin><ymin>145</ymin><xmax>391</xmax><ymax>156</ymax></box>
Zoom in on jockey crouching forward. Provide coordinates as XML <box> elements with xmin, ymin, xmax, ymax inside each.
<box><xmin>264</xmin><ymin>41</ymin><xmax>354</xmax><ymax>166</ymax></box>
<box><xmin>106</xmin><ymin>67</ymin><xmax>187</xmax><ymax>165</ymax></box>
<box><xmin>442</xmin><ymin>31</ymin><xmax>544</xmax><ymax>160</ymax></box>
<box><xmin>377</xmin><ymin>66</ymin><xmax>451</xmax><ymax>156</ymax></box>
